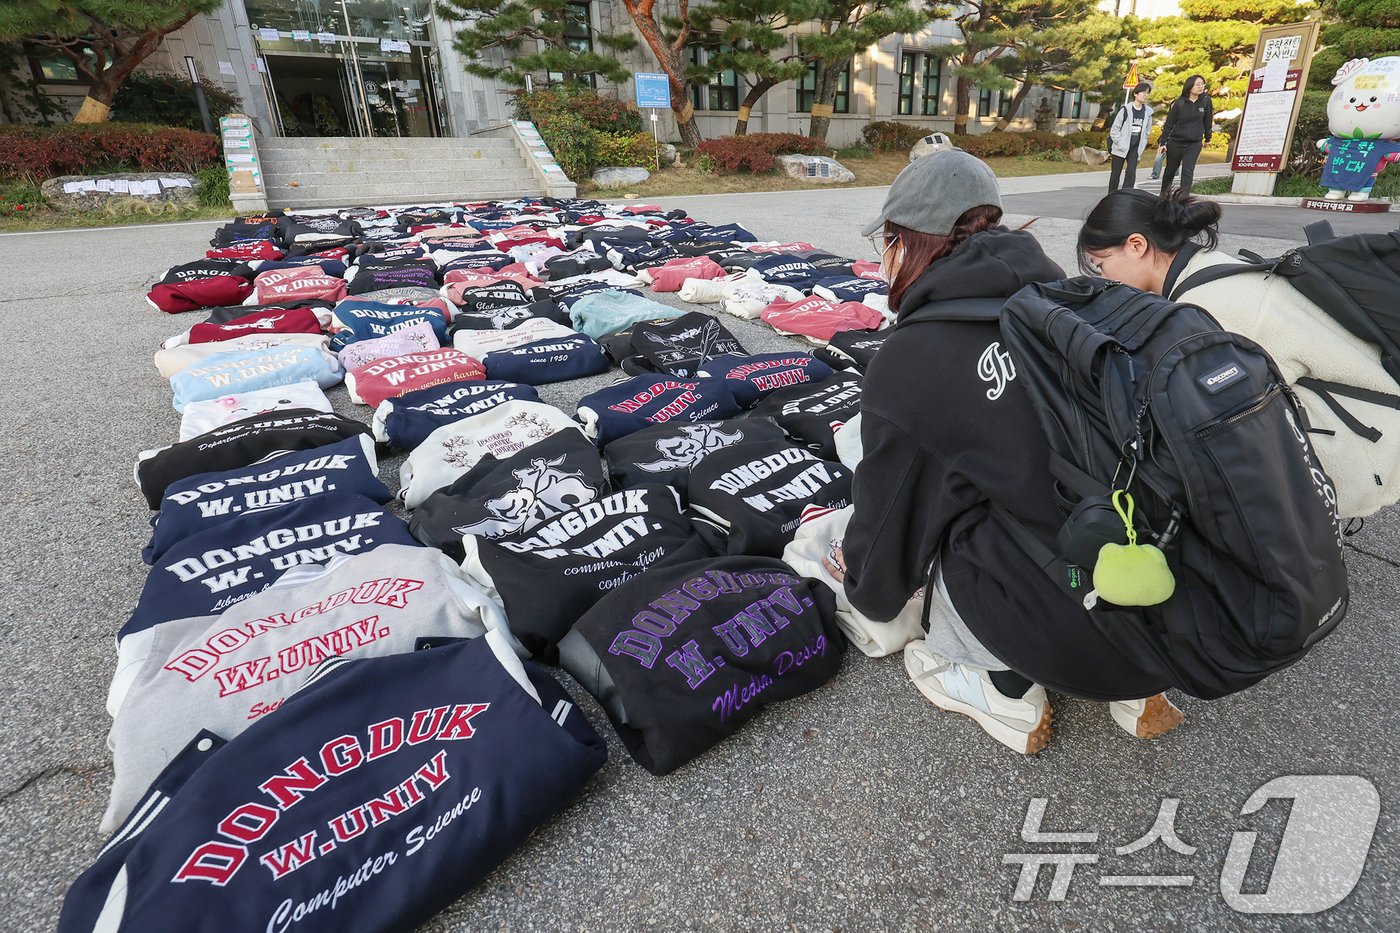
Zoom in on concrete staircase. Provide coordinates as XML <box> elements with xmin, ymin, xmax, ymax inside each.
<box><xmin>258</xmin><ymin>136</ymin><xmax>544</xmax><ymax>210</ymax></box>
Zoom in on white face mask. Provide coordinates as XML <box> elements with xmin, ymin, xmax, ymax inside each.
<box><xmin>881</xmin><ymin>237</ymin><xmax>903</xmax><ymax>282</ymax></box>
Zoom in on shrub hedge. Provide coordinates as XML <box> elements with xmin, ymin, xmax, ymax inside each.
<box><xmin>111</xmin><ymin>72</ymin><xmax>242</xmax><ymax>130</ymax></box>
<box><xmin>954</xmin><ymin>130</ymin><xmax>1075</xmax><ymax>159</ymax></box>
<box><xmin>0</xmin><ymin>122</ymin><xmax>221</xmax><ymax>184</ymax></box>
<box><xmin>861</xmin><ymin>120</ymin><xmax>930</xmax><ymax>152</ymax></box>
<box><xmin>513</xmin><ymin>88</ymin><xmax>648</xmax><ymax>180</ymax></box>
<box><xmin>594</xmin><ymin>131</ymin><xmax>656</xmax><ymax>169</ymax></box>
<box><xmin>862</xmin><ymin>122</ymin><xmax>1079</xmax><ymax>157</ymax></box>
<box><xmin>695</xmin><ymin>133</ymin><xmax>827</xmax><ymax>173</ymax></box>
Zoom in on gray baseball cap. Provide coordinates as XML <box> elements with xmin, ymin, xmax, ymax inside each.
<box><xmin>860</xmin><ymin>147</ymin><xmax>1003</xmax><ymax>237</ymax></box>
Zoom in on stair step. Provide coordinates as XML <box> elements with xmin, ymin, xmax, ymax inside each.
<box><xmin>257</xmin><ymin>148</ymin><xmax>519</xmax><ymax>160</ymax></box>
<box><xmin>257</xmin><ymin>159</ymin><xmax>529</xmax><ymax>173</ymax></box>
<box><xmin>263</xmin><ymin>179</ymin><xmax>537</xmax><ymax>195</ymax></box>
<box><xmin>266</xmin><ymin>190</ymin><xmax>540</xmax><ymax>210</ymax></box>
<box><xmin>263</xmin><ymin>168</ymin><xmax>532</xmax><ymax>182</ymax></box>
<box><xmin>260</xmin><ymin>137</ymin><xmax>518</xmax><ymax>149</ymax></box>
<box><xmin>254</xmin><ymin>132</ymin><xmax>548</xmax><ymax>204</ymax></box>
<box><xmin>265</xmin><ymin>186</ymin><xmax>540</xmax><ymax>201</ymax></box>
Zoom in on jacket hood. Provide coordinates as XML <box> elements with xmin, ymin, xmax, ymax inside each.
<box><xmin>896</xmin><ymin>228</ymin><xmax>1065</xmax><ymax>321</ymax></box>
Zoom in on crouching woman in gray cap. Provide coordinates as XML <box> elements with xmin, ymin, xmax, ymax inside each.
<box><xmin>824</xmin><ymin>149</ymin><xmax>1186</xmax><ymax>754</ymax></box>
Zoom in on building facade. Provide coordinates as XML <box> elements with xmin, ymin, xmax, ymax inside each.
<box><xmin>7</xmin><ymin>0</ymin><xmax>1100</xmax><ymax>147</ymax></box>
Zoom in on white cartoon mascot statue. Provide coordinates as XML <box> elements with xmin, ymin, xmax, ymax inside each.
<box><xmin>1319</xmin><ymin>57</ymin><xmax>1400</xmax><ymax>201</ymax></box>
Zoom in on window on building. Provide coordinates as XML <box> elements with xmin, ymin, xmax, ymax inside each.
<box><xmin>920</xmin><ymin>56</ymin><xmax>942</xmax><ymax>116</ymax></box>
<box><xmin>1059</xmin><ymin>89</ymin><xmax>1085</xmax><ymax>119</ymax></box>
<box><xmin>547</xmin><ymin>2</ymin><xmax>596</xmax><ymax>86</ymax></box>
<box><xmin>797</xmin><ymin>59</ymin><xmax>851</xmax><ymax>114</ymax></box>
<box><xmin>24</xmin><ymin>43</ymin><xmax>95</xmax><ymax>83</ymax></box>
<box><xmin>689</xmin><ymin>46</ymin><xmax>705</xmax><ymax>111</ymax></box>
<box><xmin>978</xmin><ymin>88</ymin><xmax>994</xmax><ymax>117</ymax></box>
<box><xmin>896</xmin><ymin>52</ymin><xmax>917</xmax><ymax>116</ymax></box>
<box><xmin>708</xmin><ymin>42</ymin><xmax>739</xmax><ymax>111</ymax></box>
<box><xmin>998</xmin><ymin>92</ymin><xmax>1012</xmax><ymax>118</ymax></box>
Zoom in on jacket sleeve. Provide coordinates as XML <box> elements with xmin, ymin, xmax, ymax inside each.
<box><xmin>1161</xmin><ymin>100</ymin><xmax>1178</xmax><ymax>144</ymax></box>
<box><xmin>842</xmin><ymin>411</ymin><xmax>945</xmax><ymax>622</ymax></box>
<box><xmin>1203</xmin><ymin>97</ymin><xmax>1214</xmax><ymax>145</ymax></box>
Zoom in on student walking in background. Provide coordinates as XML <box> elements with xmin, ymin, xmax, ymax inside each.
<box><xmin>1108</xmin><ymin>82</ymin><xmax>1155</xmax><ymax>192</ymax></box>
<box><xmin>1158</xmin><ymin>75</ymin><xmax>1213</xmax><ymax>195</ymax></box>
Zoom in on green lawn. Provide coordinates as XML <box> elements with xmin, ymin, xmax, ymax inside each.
<box><xmin>0</xmin><ymin>202</ymin><xmax>231</xmax><ymax>233</ymax></box>
<box><xmin>581</xmin><ymin>148</ymin><xmax>1228</xmax><ymax>198</ymax></box>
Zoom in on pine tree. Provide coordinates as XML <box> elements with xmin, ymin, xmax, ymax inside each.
<box><xmin>932</xmin><ymin>0</ymin><xmax>1016</xmax><ymax>135</ymax></box>
<box><xmin>439</xmin><ymin>0</ymin><xmax>637</xmax><ymax>87</ymax></box>
<box><xmin>800</xmin><ymin>0</ymin><xmax>931</xmax><ymax>141</ymax></box>
<box><xmin>983</xmin><ymin>1</ymin><xmax>1136</xmax><ymax>131</ymax></box>
<box><xmin>1139</xmin><ymin>0</ymin><xmax>1312</xmax><ymax>113</ymax></box>
<box><xmin>616</xmin><ymin>0</ymin><xmax>707</xmax><ymax>146</ymax></box>
<box><xmin>1312</xmin><ymin>0</ymin><xmax>1400</xmax><ymax>89</ymax></box>
<box><xmin>686</xmin><ymin>0</ymin><xmax>820</xmax><ymax>135</ymax></box>
<box><xmin>0</xmin><ymin>0</ymin><xmax>222</xmax><ymax>123</ymax></box>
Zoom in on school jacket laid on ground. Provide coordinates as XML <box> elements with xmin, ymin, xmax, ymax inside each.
<box><xmin>63</xmin><ymin>637</ymin><xmax>606</xmax><ymax>933</ymax></box>
<box><xmin>1168</xmin><ymin>244</ymin><xmax>1400</xmax><ymax>517</ymax></box>
<box><xmin>103</xmin><ymin>544</ymin><xmax>505</xmax><ymax>831</ymax></box>
<box><xmin>841</xmin><ymin>228</ymin><xmax>1176</xmax><ymax>701</ymax></box>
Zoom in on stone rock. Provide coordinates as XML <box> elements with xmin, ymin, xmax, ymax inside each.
<box><xmin>1069</xmin><ymin>146</ymin><xmax>1110</xmax><ymax>166</ymax></box>
<box><xmin>776</xmin><ymin>154</ymin><xmax>855</xmax><ymax>184</ymax></box>
<box><xmin>660</xmin><ymin>144</ymin><xmax>678</xmax><ymax>165</ymax></box>
<box><xmin>909</xmin><ymin>133</ymin><xmax>954</xmax><ymax>162</ymax></box>
<box><xmin>592</xmin><ymin>166</ymin><xmax>651</xmax><ymax>187</ymax></box>
<box><xmin>41</xmin><ymin>171</ymin><xmax>202</xmax><ymax>212</ymax></box>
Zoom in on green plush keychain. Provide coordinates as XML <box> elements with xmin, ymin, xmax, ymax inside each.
<box><xmin>1092</xmin><ymin>490</ymin><xmax>1176</xmax><ymax>607</ymax></box>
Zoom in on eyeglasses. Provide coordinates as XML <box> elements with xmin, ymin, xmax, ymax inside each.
<box><xmin>868</xmin><ymin>232</ymin><xmax>899</xmax><ymax>256</ymax></box>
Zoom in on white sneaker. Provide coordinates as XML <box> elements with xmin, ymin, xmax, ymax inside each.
<box><xmin>1108</xmin><ymin>693</ymin><xmax>1185</xmax><ymax>739</ymax></box>
<box><xmin>903</xmin><ymin>642</ymin><xmax>1053</xmax><ymax>754</ymax></box>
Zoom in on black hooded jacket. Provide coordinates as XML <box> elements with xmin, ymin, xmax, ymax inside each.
<box><xmin>842</xmin><ymin>228</ymin><xmax>1173</xmax><ymax>701</ymax></box>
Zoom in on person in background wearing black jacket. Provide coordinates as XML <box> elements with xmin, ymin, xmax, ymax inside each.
<box><xmin>824</xmin><ymin>149</ymin><xmax>1186</xmax><ymax>754</ymax></box>
<box><xmin>1159</xmin><ymin>75</ymin><xmax>1213</xmax><ymax>195</ymax></box>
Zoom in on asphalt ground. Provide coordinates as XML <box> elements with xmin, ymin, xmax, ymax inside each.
<box><xmin>1</xmin><ymin>169</ymin><xmax>1397</xmax><ymax>931</ymax></box>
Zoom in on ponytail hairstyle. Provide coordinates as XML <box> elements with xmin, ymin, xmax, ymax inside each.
<box><xmin>1180</xmin><ymin>74</ymin><xmax>1207</xmax><ymax>98</ymax></box>
<box><xmin>886</xmin><ymin>204</ymin><xmax>1005</xmax><ymax>313</ymax></box>
<box><xmin>1076</xmin><ymin>188</ymin><xmax>1221</xmax><ymax>274</ymax></box>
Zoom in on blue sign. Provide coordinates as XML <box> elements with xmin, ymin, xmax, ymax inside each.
<box><xmin>635</xmin><ymin>72</ymin><xmax>671</xmax><ymax>109</ymax></box>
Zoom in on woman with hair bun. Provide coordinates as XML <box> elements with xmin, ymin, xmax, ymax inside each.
<box><xmin>822</xmin><ymin>150</ymin><xmax>1189</xmax><ymax>756</ymax></box>
<box><xmin>1079</xmin><ymin>187</ymin><xmax>1400</xmax><ymax>517</ymax></box>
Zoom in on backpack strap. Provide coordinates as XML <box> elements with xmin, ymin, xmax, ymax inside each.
<box><xmin>1295</xmin><ymin>375</ymin><xmax>1400</xmax><ymax>443</ymax></box>
<box><xmin>1168</xmin><ymin>261</ymin><xmax>1268</xmax><ymax>300</ymax></box>
<box><xmin>897</xmin><ymin>296</ymin><xmax>1008</xmax><ymax>326</ymax></box>
<box><xmin>1303</xmin><ymin>220</ymin><xmax>1336</xmax><ymax>245</ymax></box>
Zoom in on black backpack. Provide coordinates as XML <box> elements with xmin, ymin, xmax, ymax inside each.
<box><xmin>1169</xmin><ymin>221</ymin><xmax>1400</xmax><ymax>442</ymax></box>
<box><xmin>994</xmin><ymin>278</ymin><xmax>1349</xmax><ymax>699</ymax></box>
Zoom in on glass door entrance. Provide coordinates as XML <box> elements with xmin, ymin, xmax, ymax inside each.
<box><xmin>248</xmin><ymin>0</ymin><xmax>447</xmax><ymax>138</ymax></box>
